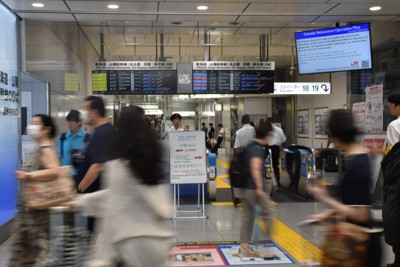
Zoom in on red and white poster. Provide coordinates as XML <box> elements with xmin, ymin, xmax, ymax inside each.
<box><xmin>365</xmin><ymin>84</ymin><xmax>383</xmax><ymax>133</ymax></box>
<box><xmin>352</xmin><ymin>102</ymin><xmax>366</xmax><ymax>133</ymax></box>
<box><xmin>169</xmin><ymin>245</ymin><xmax>227</xmax><ymax>266</ymax></box>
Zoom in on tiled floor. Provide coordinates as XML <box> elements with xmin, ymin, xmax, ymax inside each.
<box><xmin>0</xmin><ymin>201</ymin><xmax>395</xmax><ymax>267</ymax></box>
<box><xmin>0</xmin><ymin>153</ymin><xmax>395</xmax><ymax>266</ymax></box>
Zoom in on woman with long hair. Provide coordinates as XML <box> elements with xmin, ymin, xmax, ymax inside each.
<box><xmin>74</xmin><ymin>105</ymin><xmax>173</xmax><ymax>266</ymax></box>
<box><xmin>10</xmin><ymin>114</ymin><xmax>60</xmax><ymax>266</ymax></box>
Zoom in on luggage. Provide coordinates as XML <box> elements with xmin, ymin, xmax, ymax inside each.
<box><xmin>48</xmin><ymin>206</ymin><xmax>92</xmax><ymax>267</ymax></box>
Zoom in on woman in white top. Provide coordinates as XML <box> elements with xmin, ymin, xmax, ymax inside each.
<box><xmin>74</xmin><ymin>106</ymin><xmax>173</xmax><ymax>267</ymax></box>
<box><xmin>212</xmin><ymin>123</ymin><xmax>224</xmax><ymax>153</ymax></box>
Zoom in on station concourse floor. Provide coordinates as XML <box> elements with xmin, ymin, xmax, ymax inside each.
<box><xmin>0</xmin><ymin>154</ymin><xmax>395</xmax><ymax>267</ymax></box>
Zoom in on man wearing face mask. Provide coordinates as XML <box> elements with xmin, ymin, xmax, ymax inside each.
<box><xmin>57</xmin><ymin>109</ymin><xmax>91</xmax><ymax>177</ymax></box>
<box><xmin>76</xmin><ymin>96</ymin><xmax>115</xmax><ymax>195</ymax></box>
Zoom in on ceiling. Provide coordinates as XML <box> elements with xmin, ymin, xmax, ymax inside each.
<box><xmin>2</xmin><ymin>0</ymin><xmax>400</xmax><ymax>63</ymax></box>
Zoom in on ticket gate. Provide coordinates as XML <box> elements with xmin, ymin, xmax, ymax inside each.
<box><xmin>281</xmin><ymin>145</ymin><xmax>317</xmax><ymax>197</ymax></box>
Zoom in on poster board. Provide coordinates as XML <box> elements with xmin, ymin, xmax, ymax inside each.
<box><xmin>361</xmin><ymin>133</ymin><xmax>387</xmax><ymax>193</ymax></box>
<box><xmin>314</xmin><ymin>107</ymin><xmax>328</xmax><ymax>138</ymax></box>
<box><xmin>0</xmin><ymin>2</ymin><xmax>19</xmax><ymax>227</ymax></box>
<box><xmin>352</xmin><ymin>102</ymin><xmax>366</xmax><ymax>133</ymax></box>
<box><xmin>365</xmin><ymin>84</ymin><xmax>383</xmax><ymax>133</ymax></box>
<box><xmin>169</xmin><ymin>131</ymin><xmax>207</xmax><ymax>184</ymax></box>
<box><xmin>297</xmin><ymin>109</ymin><xmax>309</xmax><ymax>138</ymax></box>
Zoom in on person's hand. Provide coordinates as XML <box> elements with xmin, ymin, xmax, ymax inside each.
<box><xmin>307</xmin><ymin>183</ymin><xmax>330</xmax><ymax>202</ymax></box>
<box><xmin>77</xmin><ymin>183</ymin><xmax>86</xmax><ymax>193</ymax></box>
<box><xmin>256</xmin><ymin>188</ymin><xmax>265</xmax><ymax>199</ymax></box>
<box><xmin>310</xmin><ymin>212</ymin><xmax>329</xmax><ymax>221</ymax></box>
<box><xmin>15</xmin><ymin>170</ymin><xmax>31</xmax><ymax>180</ymax></box>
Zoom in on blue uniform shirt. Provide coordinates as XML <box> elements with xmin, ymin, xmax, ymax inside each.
<box><xmin>57</xmin><ymin>128</ymin><xmax>89</xmax><ymax>175</ymax></box>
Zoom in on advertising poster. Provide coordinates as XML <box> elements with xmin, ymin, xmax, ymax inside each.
<box><xmin>352</xmin><ymin>102</ymin><xmax>366</xmax><ymax>133</ymax></box>
<box><xmin>365</xmin><ymin>84</ymin><xmax>383</xmax><ymax>132</ymax></box>
<box><xmin>169</xmin><ymin>131</ymin><xmax>207</xmax><ymax>184</ymax></box>
<box><xmin>169</xmin><ymin>245</ymin><xmax>227</xmax><ymax>266</ymax></box>
<box><xmin>314</xmin><ymin>107</ymin><xmax>328</xmax><ymax>138</ymax></box>
<box><xmin>297</xmin><ymin>109</ymin><xmax>309</xmax><ymax>138</ymax></box>
<box><xmin>218</xmin><ymin>242</ymin><xmax>295</xmax><ymax>265</ymax></box>
<box><xmin>361</xmin><ymin>133</ymin><xmax>387</xmax><ymax>192</ymax></box>
<box><xmin>0</xmin><ymin>3</ymin><xmax>19</xmax><ymax>226</ymax></box>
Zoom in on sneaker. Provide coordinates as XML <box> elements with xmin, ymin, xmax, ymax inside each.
<box><xmin>237</xmin><ymin>247</ymin><xmax>260</xmax><ymax>258</ymax></box>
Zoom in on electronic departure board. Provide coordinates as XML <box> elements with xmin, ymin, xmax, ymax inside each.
<box><xmin>192</xmin><ymin>61</ymin><xmax>275</xmax><ymax>94</ymax></box>
<box><xmin>92</xmin><ymin>61</ymin><xmax>177</xmax><ymax>95</ymax></box>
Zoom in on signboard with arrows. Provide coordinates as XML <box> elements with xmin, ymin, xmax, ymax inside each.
<box><xmin>274</xmin><ymin>82</ymin><xmax>331</xmax><ymax>95</ymax></box>
<box><xmin>169</xmin><ymin>131</ymin><xmax>207</xmax><ymax>184</ymax></box>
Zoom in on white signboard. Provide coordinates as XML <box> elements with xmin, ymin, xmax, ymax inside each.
<box><xmin>274</xmin><ymin>82</ymin><xmax>331</xmax><ymax>95</ymax></box>
<box><xmin>365</xmin><ymin>84</ymin><xmax>383</xmax><ymax>133</ymax></box>
<box><xmin>169</xmin><ymin>131</ymin><xmax>207</xmax><ymax>184</ymax></box>
<box><xmin>352</xmin><ymin>102</ymin><xmax>366</xmax><ymax>133</ymax></box>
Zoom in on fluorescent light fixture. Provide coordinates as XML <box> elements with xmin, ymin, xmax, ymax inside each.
<box><xmin>202</xmin><ymin>111</ymin><xmax>215</xmax><ymax>117</ymax></box>
<box><xmin>369</xmin><ymin>6</ymin><xmax>381</xmax><ymax>11</ymax></box>
<box><xmin>32</xmin><ymin>3</ymin><xmax>44</xmax><ymax>8</ymax></box>
<box><xmin>174</xmin><ymin>111</ymin><xmax>195</xmax><ymax>117</ymax></box>
<box><xmin>108</xmin><ymin>4</ymin><xmax>119</xmax><ymax>9</ymax></box>
<box><xmin>197</xmin><ymin>5</ymin><xmax>208</xmax><ymax>11</ymax></box>
<box><xmin>137</xmin><ymin>104</ymin><xmax>159</xmax><ymax>109</ymax></box>
<box><xmin>144</xmin><ymin>109</ymin><xmax>163</xmax><ymax>115</ymax></box>
<box><xmin>189</xmin><ymin>94</ymin><xmax>234</xmax><ymax>99</ymax></box>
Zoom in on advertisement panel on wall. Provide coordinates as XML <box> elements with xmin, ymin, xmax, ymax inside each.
<box><xmin>0</xmin><ymin>3</ymin><xmax>19</xmax><ymax>226</ymax></box>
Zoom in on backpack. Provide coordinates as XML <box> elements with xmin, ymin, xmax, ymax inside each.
<box><xmin>60</xmin><ymin>132</ymin><xmax>91</xmax><ymax>168</ymax></box>
<box><xmin>229</xmin><ymin>152</ymin><xmax>246</xmax><ymax>188</ymax></box>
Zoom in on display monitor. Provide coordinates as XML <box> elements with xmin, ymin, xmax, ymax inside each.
<box><xmin>295</xmin><ymin>23</ymin><xmax>372</xmax><ymax>75</ymax></box>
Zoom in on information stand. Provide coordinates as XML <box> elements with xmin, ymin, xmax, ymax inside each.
<box><xmin>169</xmin><ymin>131</ymin><xmax>207</xmax><ymax>219</ymax></box>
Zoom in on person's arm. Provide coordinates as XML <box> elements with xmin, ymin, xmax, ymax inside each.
<box><xmin>16</xmin><ymin>147</ymin><xmax>60</xmax><ymax>182</ymax></box>
<box><xmin>78</xmin><ymin>163</ymin><xmax>103</xmax><ymax>192</ymax></box>
<box><xmin>250</xmin><ymin>156</ymin><xmax>265</xmax><ymax>199</ymax></box>
<box><xmin>387</xmin><ymin>123</ymin><xmax>400</xmax><ymax>147</ymax></box>
<box><xmin>308</xmin><ymin>184</ymin><xmax>370</xmax><ymax>223</ymax></box>
<box><xmin>75</xmin><ymin>189</ymin><xmax>108</xmax><ymax>217</ymax></box>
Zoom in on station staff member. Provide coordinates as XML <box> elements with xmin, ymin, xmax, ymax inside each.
<box><xmin>161</xmin><ymin>113</ymin><xmax>184</xmax><ymax>139</ymax></box>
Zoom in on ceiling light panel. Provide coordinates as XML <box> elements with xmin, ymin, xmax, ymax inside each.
<box><xmin>65</xmin><ymin>1</ymin><xmax>157</xmax><ymax>13</ymax></box>
<box><xmin>159</xmin><ymin>2</ymin><xmax>247</xmax><ymax>13</ymax></box>
<box><xmin>0</xmin><ymin>0</ymin><xmax>68</xmax><ymax>11</ymax></box>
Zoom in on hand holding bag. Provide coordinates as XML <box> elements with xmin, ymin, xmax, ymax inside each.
<box><xmin>321</xmin><ymin>219</ymin><xmax>370</xmax><ymax>267</ymax></box>
<box><xmin>24</xmin><ymin>165</ymin><xmax>76</xmax><ymax>210</ymax></box>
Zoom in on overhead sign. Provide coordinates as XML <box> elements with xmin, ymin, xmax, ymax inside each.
<box><xmin>169</xmin><ymin>131</ymin><xmax>207</xmax><ymax>184</ymax></box>
<box><xmin>193</xmin><ymin>61</ymin><xmax>275</xmax><ymax>70</ymax></box>
<box><xmin>274</xmin><ymin>82</ymin><xmax>331</xmax><ymax>95</ymax></box>
<box><xmin>94</xmin><ymin>61</ymin><xmax>176</xmax><ymax>70</ymax></box>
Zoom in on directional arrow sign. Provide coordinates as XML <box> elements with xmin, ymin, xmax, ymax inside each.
<box><xmin>274</xmin><ymin>82</ymin><xmax>331</xmax><ymax>95</ymax></box>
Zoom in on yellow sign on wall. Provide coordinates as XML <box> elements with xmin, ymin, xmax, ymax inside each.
<box><xmin>64</xmin><ymin>73</ymin><xmax>79</xmax><ymax>91</ymax></box>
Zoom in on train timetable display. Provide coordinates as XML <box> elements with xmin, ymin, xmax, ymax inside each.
<box><xmin>192</xmin><ymin>70</ymin><xmax>274</xmax><ymax>94</ymax></box>
<box><xmin>92</xmin><ymin>70</ymin><xmax>177</xmax><ymax>94</ymax></box>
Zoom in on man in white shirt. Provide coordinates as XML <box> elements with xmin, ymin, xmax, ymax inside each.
<box><xmin>211</xmin><ymin>123</ymin><xmax>224</xmax><ymax>153</ymax></box>
<box><xmin>387</xmin><ymin>93</ymin><xmax>400</xmax><ymax>148</ymax></box>
<box><xmin>234</xmin><ymin>115</ymin><xmax>256</xmax><ymax>153</ymax></box>
<box><xmin>266</xmin><ymin>117</ymin><xmax>287</xmax><ymax>188</ymax></box>
<box><xmin>161</xmin><ymin>113</ymin><xmax>184</xmax><ymax>139</ymax></box>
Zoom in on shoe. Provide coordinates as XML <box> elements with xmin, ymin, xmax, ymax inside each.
<box><xmin>237</xmin><ymin>247</ymin><xmax>260</xmax><ymax>258</ymax></box>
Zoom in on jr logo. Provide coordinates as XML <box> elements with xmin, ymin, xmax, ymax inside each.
<box><xmin>351</xmin><ymin>61</ymin><xmax>359</xmax><ymax>67</ymax></box>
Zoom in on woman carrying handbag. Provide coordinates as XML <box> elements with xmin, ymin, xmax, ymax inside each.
<box><xmin>9</xmin><ymin>114</ymin><xmax>61</xmax><ymax>267</ymax></box>
<box><xmin>308</xmin><ymin>110</ymin><xmax>382</xmax><ymax>267</ymax></box>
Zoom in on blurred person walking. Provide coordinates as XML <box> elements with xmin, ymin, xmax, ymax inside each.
<box><xmin>238</xmin><ymin>122</ymin><xmax>274</xmax><ymax>257</ymax></box>
<box><xmin>383</xmin><ymin>92</ymin><xmax>400</xmax><ymax>267</ymax></box>
<box><xmin>72</xmin><ymin>105</ymin><xmax>173</xmax><ymax>267</ymax></box>
<box><xmin>9</xmin><ymin>114</ymin><xmax>61</xmax><ymax>267</ymax></box>
<box><xmin>308</xmin><ymin>109</ymin><xmax>381</xmax><ymax>267</ymax></box>
<box><xmin>266</xmin><ymin>117</ymin><xmax>286</xmax><ymax>188</ymax></box>
<box><xmin>57</xmin><ymin>109</ymin><xmax>91</xmax><ymax>177</ymax></box>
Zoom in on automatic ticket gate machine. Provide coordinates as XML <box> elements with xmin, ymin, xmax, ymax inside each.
<box><xmin>281</xmin><ymin>145</ymin><xmax>317</xmax><ymax>197</ymax></box>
